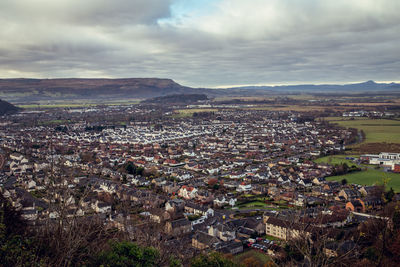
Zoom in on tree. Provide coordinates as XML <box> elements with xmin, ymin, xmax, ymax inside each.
<box><xmin>125</xmin><ymin>162</ymin><xmax>136</xmax><ymax>175</ymax></box>
<box><xmin>341</xmin><ymin>178</ymin><xmax>348</xmax><ymax>185</ymax></box>
<box><xmin>356</xmin><ymin>203</ymin><xmax>400</xmax><ymax>266</ymax></box>
<box><xmin>32</xmin><ymin>152</ymin><xmax>119</xmax><ymax>266</ymax></box>
<box><xmin>281</xmin><ymin>210</ymin><xmax>359</xmax><ymax>267</ymax></box>
<box><xmin>0</xmin><ymin>193</ymin><xmax>47</xmax><ymax>266</ymax></box>
<box><xmin>207</xmin><ymin>178</ymin><xmax>218</xmax><ymax>187</ymax></box>
<box><xmin>136</xmin><ymin>166</ymin><xmax>144</xmax><ymax>176</ymax></box>
<box><xmin>342</xmin><ymin>163</ymin><xmax>349</xmax><ymax>174</ymax></box>
<box><xmin>89</xmin><ymin>241</ymin><xmax>159</xmax><ymax>267</ymax></box>
<box><xmin>385</xmin><ymin>187</ymin><xmax>395</xmax><ymax>202</ymax></box>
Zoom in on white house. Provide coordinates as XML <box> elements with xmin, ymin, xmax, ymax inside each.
<box><xmin>237</xmin><ymin>183</ymin><xmax>252</xmax><ymax>192</ymax></box>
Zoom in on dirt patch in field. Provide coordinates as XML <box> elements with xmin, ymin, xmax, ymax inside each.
<box><xmin>350</xmin><ymin>143</ymin><xmax>400</xmax><ymax>154</ymax></box>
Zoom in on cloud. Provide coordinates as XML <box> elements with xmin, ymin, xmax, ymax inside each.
<box><xmin>0</xmin><ymin>0</ymin><xmax>399</xmax><ymax>87</ymax></box>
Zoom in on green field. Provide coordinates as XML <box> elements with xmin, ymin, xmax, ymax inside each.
<box><xmin>314</xmin><ymin>155</ymin><xmax>358</xmax><ymax>166</ymax></box>
<box><xmin>233</xmin><ymin>199</ymin><xmax>289</xmax><ymax>211</ymax></box>
<box><xmin>326</xmin><ymin>169</ymin><xmax>400</xmax><ymax>192</ymax></box>
<box><xmin>264</xmin><ymin>234</ymin><xmax>282</xmax><ymax>241</ymax></box>
<box><xmin>238</xmin><ymin>201</ymin><xmax>268</xmax><ymax>209</ymax></box>
<box><xmin>322</xmin><ymin>117</ymin><xmax>400</xmax><ymax>144</ymax></box>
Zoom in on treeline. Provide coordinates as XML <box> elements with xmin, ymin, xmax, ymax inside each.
<box><xmin>331</xmin><ymin>162</ymin><xmax>361</xmax><ymax>176</ymax></box>
<box><xmin>143</xmin><ymin>94</ymin><xmax>208</xmax><ymax>104</ymax></box>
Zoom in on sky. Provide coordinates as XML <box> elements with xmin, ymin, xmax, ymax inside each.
<box><xmin>0</xmin><ymin>0</ymin><xmax>399</xmax><ymax>88</ymax></box>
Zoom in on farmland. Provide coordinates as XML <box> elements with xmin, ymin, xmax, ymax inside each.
<box><xmin>322</xmin><ymin>117</ymin><xmax>400</xmax><ymax>144</ymax></box>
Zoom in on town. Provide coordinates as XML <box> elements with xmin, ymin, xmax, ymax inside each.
<box><xmin>1</xmin><ymin>102</ymin><xmax>400</xmax><ymax>266</ymax></box>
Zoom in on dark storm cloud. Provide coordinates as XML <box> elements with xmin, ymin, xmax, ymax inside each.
<box><xmin>0</xmin><ymin>0</ymin><xmax>399</xmax><ymax>86</ymax></box>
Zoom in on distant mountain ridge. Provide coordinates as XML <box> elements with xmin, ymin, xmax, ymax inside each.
<box><xmin>0</xmin><ymin>78</ymin><xmax>399</xmax><ymax>102</ymax></box>
<box><xmin>227</xmin><ymin>80</ymin><xmax>400</xmax><ymax>92</ymax></box>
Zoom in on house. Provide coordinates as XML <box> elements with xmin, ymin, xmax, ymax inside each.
<box><xmin>185</xmin><ymin>202</ymin><xmax>214</xmax><ymax>218</ymax></box>
<box><xmin>21</xmin><ymin>209</ymin><xmax>39</xmax><ymax>221</ymax></box>
<box><xmin>252</xmin><ymin>185</ymin><xmax>268</xmax><ymax>195</ymax></box>
<box><xmin>264</xmin><ymin>215</ymin><xmax>311</xmax><ymax>241</ymax></box>
<box><xmin>92</xmin><ymin>200</ymin><xmax>112</xmax><ymax>214</ymax></box>
<box><xmin>247</xmin><ymin>218</ymin><xmax>266</xmax><ymax>235</ymax></box>
<box><xmin>277</xmin><ymin>192</ymin><xmax>296</xmax><ymax>202</ymax></box>
<box><xmin>213</xmin><ymin>196</ymin><xmax>237</xmax><ymax>207</ymax></box>
<box><xmin>293</xmin><ymin>195</ymin><xmax>305</xmax><ymax>207</ymax></box>
<box><xmin>178</xmin><ymin>186</ymin><xmax>198</xmax><ymax>199</ymax></box>
<box><xmin>312</xmin><ymin>177</ymin><xmax>326</xmax><ymax>185</ymax></box>
<box><xmin>345</xmin><ymin>199</ymin><xmax>365</xmax><ymax>213</ymax></box>
<box><xmin>152</xmin><ymin>177</ymin><xmax>166</xmax><ymax>187</ymax></box>
<box><xmin>196</xmin><ymin>190</ymin><xmax>214</xmax><ymax>204</ymax></box>
<box><xmin>165</xmin><ymin>199</ymin><xmax>185</xmax><ymax>213</ymax></box>
<box><xmin>192</xmin><ymin>231</ymin><xmax>220</xmax><ymax>250</ymax></box>
<box><xmin>149</xmin><ymin>209</ymin><xmax>171</xmax><ymax>223</ymax></box>
<box><xmin>99</xmin><ymin>181</ymin><xmax>117</xmax><ymax>193</ymax></box>
<box><xmin>10</xmin><ymin>153</ymin><xmax>25</xmax><ymax>161</ymax></box>
<box><xmin>394</xmin><ymin>164</ymin><xmax>400</xmax><ymax>173</ymax></box>
<box><xmin>298</xmin><ymin>179</ymin><xmax>313</xmax><ymax>187</ymax></box>
<box><xmin>223</xmin><ymin>180</ymin><xmax>239</xmax><ymax>189</ymax></box>
<box><xmin>208</xmin><ymin>223</ymin><xmax>236</xmax><ymax>241</ymax></box>
<box><xmin>359</xmin><ymin>186</ymin><xmax>380</xmax><ymax>197</ymax></box>
<box><xmin>236</xmin><ymin>226</ymin><xmax>256</xmax><ymax>239</ymax></box>
<box><xmin>363</xmin><ymin>196</ymin><xmax>383</xmax><ymax>209</ymax></box>
<box><xmin>165</xmin><ymin>218</ymin><xmax>192</xmax><ymax>236</ymax></box>
<box><xmin>237</xmin><ymin>183</ymin><xmax>252</xmax><ymax>192</ymax></box>
<box><xmin>162</xmin><ymin>182</ymin><xmax>180</xmax><ymax>194</ymax></box>
<box><xmin>339</xmin><ymin>189</ymin><xmax>361</xmax><ymax>201</ymax></box>
<box><xmin>213</xmin><ymin>196</ymin><xmax>228</xmax><ymax>207</ymax></box>
<box><xmin>217</xmin><ymin>241</ymin><xmax>243</xmax><ymax>255</ymax></box>
<box><xmin>323</xmin><ymin>181</ymin><xmax>341</xmax><ymax>192</ymax></box>
<box><xmin>268</xmin><ymin>187</ymin><xmax>280</xmax><ymax>197</ymax></box>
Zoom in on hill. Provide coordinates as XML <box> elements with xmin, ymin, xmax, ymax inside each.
<box><xmin>0</xmin><ymin>78</ymin><xmax>202</xmax><ymax>102</ymax></box>
<box><xmin>0</xmin><ymin>99</ymin><xmax>21</xmax><ymax>115</ymax></box>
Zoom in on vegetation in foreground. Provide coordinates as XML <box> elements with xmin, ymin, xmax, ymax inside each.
<box><xmin>233</xmin><ymin>249</ymin><xmax>274</xmax><ymax>266</ymax></box>
<box><xmin>0</xmin><ymin>192</ymin><xmax>242</xmax><ymax>267</ymax></box>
